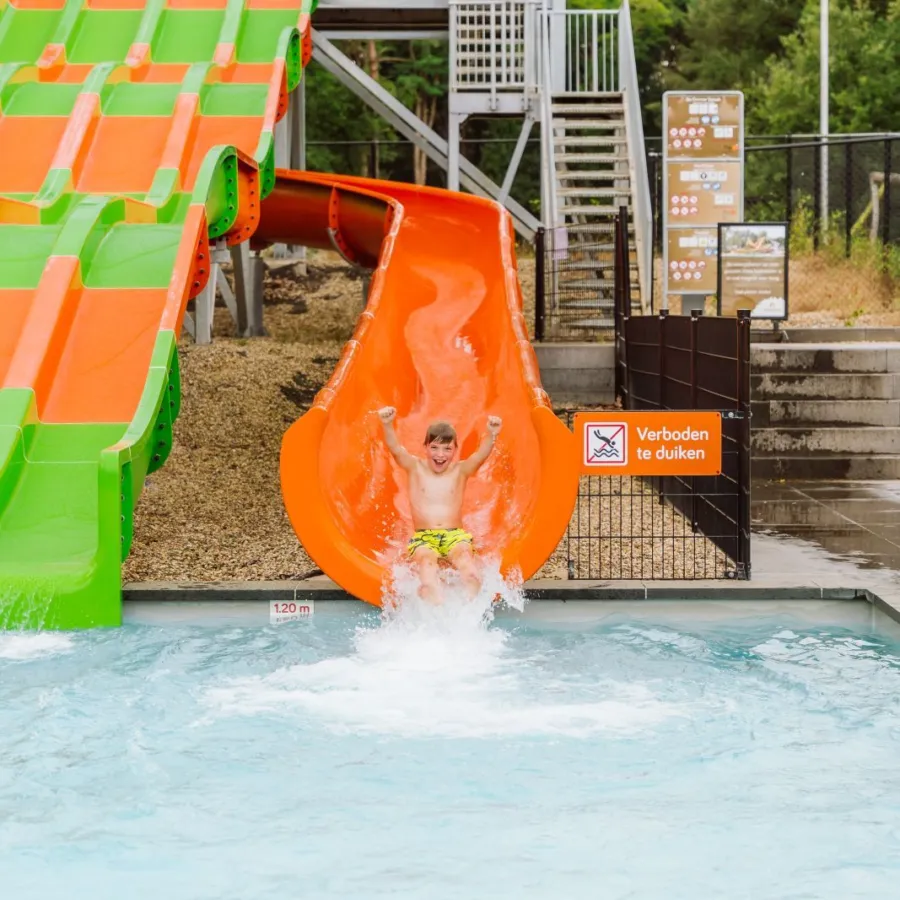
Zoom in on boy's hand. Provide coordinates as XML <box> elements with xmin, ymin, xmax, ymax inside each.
<box><xmin>378</xmin><ymin>406</ymin><xmax>396</xmax><ymax>423</ymax></box>
<box><xmin>487</xmin><ymin>415</ymin><xmax>502</xmax><ymax>436</ymax></box>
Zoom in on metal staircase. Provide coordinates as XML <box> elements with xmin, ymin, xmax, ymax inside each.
<box><xmin>549</xmin><ymin>90</ymin><xmax>641</xmax><ymax>332</ymax></box>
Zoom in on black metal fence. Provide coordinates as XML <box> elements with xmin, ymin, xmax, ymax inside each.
<box><xmin>648</xmin><ymin>134</ymin><xmax>900</xmax><ymax>317</ymax></box>
<box><xmin>562</xmin><ymin>210</ymin><xmax>752</xmax><ymax>580</ymax></box>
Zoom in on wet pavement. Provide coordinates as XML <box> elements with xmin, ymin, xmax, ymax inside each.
<box><xmin>752</xmin><ymin>479</ymin><xmax>900</xmax><ymax>572</ymax></box>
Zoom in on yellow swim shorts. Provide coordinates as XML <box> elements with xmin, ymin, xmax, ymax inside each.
<box><xmin>407</xmin><ymin>528</ymin><xmax>473</xmax><ymax>558</ymax></box>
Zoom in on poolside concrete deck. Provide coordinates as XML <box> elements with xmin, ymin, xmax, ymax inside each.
<box><xmin>124</xmin><ymin>478</ymin><xmax>900</xmax><ymax>624</ymax></box>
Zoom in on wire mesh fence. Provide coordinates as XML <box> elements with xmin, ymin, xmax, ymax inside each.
<box><xmin>561</xmin><ymin>307</ymin><xmax>751</xmax><ymax>581</ymax></box>
<box><xmin>563</xmin><ymin>469</ymin><xmax>740</xmax><ymax>580</ymax></box>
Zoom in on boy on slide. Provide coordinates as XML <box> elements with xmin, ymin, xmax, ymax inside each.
<box><xmin>377</xmin><ymin>407</ymin><xmax>502</xmax><ymax>604</ymax></box>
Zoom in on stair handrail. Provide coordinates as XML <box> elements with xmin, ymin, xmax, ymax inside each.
<box><xmin>618</xmin><ymin>0</ymin><xmax>651</xmax><ymax>310</ymax></box>
<box><xmin>538</xmin><ymin>0</ymin><xmax>559</xmax><ymax>231</ymax></box>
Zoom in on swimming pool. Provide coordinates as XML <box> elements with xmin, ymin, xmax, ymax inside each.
<box><xmin>2</xmin><ymin>598</ymin><xmax>900</xmax><ymax>899</ymax></box>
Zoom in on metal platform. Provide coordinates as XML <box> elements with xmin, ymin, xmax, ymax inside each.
<box><xmin>314</xmin><ymin>0</ymin><xmax>449</xmax><ymax>37</ymax></box>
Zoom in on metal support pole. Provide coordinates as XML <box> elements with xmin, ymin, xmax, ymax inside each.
<box><xmin>291</xmin><ymin>77</ymin><xmax>308</xmax><ymax>266</ymax></box>
<box><xmin>499</xmin><ymin>114</ymin><xmax>535</xmax><ymax>204</ymax></box>
<box><xmin>820</xmin><ymin>0</ymin><xmax>829</xmax><ymax>237</ymax></box>
<box><xmin>785</xmin><ymin>135</ymin><xmax>793</xmax><ymax>225</ymax></box>
<box><xmin>534</xmin><ymin>227</ymin><xmax>546</xmax><ymax>341</ymax></box>
<box><xmin>883</xmin><ymin>139</ymin><xmax>893</xmax><ymax>251</ymax></box>
<box><xmin>231</xmin><ymin>242</ymin><xmax>267</xmax><ymax>337</ymax></box>
<box><xmin>447</xmin><ymin>112</ymin><xmax>465</xmax><ymax>192</ymax></box>
<box><xmin>195</xmin><ymin>262</ymin><xmax>217</xmax><ymax>345</ymax></box>
<box><xmin>844</xmin><ymin>140</ymin><xmax>853</xmax><ymax>258</ymax></box>
<box><xmin>271</xmin><ymin>96</ymin><xmax>292</xmax><ymax>259</ymax></box>
<box><xmin>736</xmin><ymin>308</ymin><xmax>752</xmax><ymax>578</ymax></box>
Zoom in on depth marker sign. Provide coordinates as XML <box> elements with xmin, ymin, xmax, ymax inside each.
<box><xmin>575</xmin><ymin>412</ymin><xmax>722</xmax><ymax>477</ymax></box>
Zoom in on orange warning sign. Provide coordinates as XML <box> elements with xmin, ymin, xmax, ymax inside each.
<box><xmin>574</xmin><ymin>411</ymin><xmax>722</xmax><ymax>476</ymax></box>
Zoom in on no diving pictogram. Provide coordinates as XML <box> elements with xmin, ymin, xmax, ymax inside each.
<box><xmin>584</xmin><ymin>423</ymin><xmax>627</xmax><ymax>467</ymax></box>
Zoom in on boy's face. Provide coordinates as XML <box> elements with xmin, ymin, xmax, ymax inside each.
<box><xmin>427</xmin><ymin>439</ymin><xmax>456</xmax><ymax>473</ymax></box>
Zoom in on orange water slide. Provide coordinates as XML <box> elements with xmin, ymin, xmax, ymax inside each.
<box><xmin>258</xmin><ymin>171</ymin><xmax>580</xmax><ymax>605</ymax></box>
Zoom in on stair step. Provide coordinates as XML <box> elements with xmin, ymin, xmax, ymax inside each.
<box><xmin>551</xmin><ymin>103</ymin><xmax>623</xmax><ymax>116</ymax></box>
<box><xmin>556</xmin><ymin>152</ymin><xmax>628</xmax><ymax>164</ymax></box>
<box><xmin>752</xmin><ymin>372</ymin><xmax>899</xmax><ymax>400</ymax></box>
<box><xmin>752</xmin><ymin>455</ymin><xmax>900</xmax><ymax>480</ymax></box>
<box><xmin>552</xmin><ymin>92</ymin><xmax>623</xmax><ymax>101</ymax></box>
<box><xmin>557</xmin><ymin>300</ymin><xmax>616</xmax><ymax>311</ymax></box>
<box><xmin>753</xmin><ymin>426</ymin><xmax>900</xmax><ymax>456</ymax></box>
<box><xmin>554</xmin><ymin>135</ymin><xmax>624</xmax><ymax>147</ymax></box>
<box><xmin>562</xmin><ymin>206</ymin><xmax>628</xmax><ymax>218</ymax></box>
<box><xmin>751</xmin><ymin>399</ymin><xmax>900</xmax><ymax>428</ymax></box>
<box><xmin>561</xmin><ymin>317</ymin><xmax>616</xmax><ymax>330</ymax></box>
<box><xmin>556</xmin><ymin>280</ymin><xmax>616</xmax><ymax>291</ymax></box>
<box><xmin>752</xmin><ymin>343</ymin><xmax>900</xmax><ymax>374</ymax></box>
<box><xmin>557</xmin><ymin>259</ymin><xmax>617</xmax><ymax>270</ymax></box>
<box><xmin>556</xmin><ymin>170</ymin><xmax>630</xmax><ymax>181</ymax></box>
<box><xmin>557</xmin><ymin>218</ymin><xmax>636</xmax><ymax>232</ymax></box>
<box><xmin>558</xmin><ymin>187</ymin><xmax>631</xmax><ymax>198</ymax></box>
<box><xmin>553</xmin><ymin>119</ymin><xmax>625</xmax><ymax>131</ymax></box>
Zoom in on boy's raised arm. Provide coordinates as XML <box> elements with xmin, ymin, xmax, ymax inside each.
<box><xmin>378</xmin><ymin>407</ymin><xmax>416</xmax><ymax>470</ymax></box>
<box><xmin>460</xmin><ymin>416</ymin><xmax>502</xmax><ymax>475</ymax></box>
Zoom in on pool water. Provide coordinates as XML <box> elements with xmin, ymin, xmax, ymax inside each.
<box><xmin>3</xmin><ymin>598</ymin><xmax>900</xmax><ymax>899</ymax></box>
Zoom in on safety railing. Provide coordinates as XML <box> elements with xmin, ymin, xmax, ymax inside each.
<box><xmin>449</xmin><ymin>0</ymin><xmax>537</xmax><ymax>96</ymax></box>
<box><xmin>537</xmin><ymin>0</ymin><xmax>559</xmax><ymax>232</ymax></box>
<box><xmin>618</xmin><ymin>0</ymin><xmax>651</xmax><ymax>311</ymax></box>
<box><xmin>546</xmin><ymin>8</ymin><xmax>618</xmax><ymax>95</ymax></box>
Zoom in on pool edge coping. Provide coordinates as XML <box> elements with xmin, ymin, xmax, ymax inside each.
<box><xmin>123</xmin><ymin>581</ymin><xmax>900</xmax><ymax>626</ymax></box>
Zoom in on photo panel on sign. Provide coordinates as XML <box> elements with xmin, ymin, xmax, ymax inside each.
<box><xmin>718</xmin><ymin>222</ymin><xmax>789</xmax><ymax>320</ymax></box>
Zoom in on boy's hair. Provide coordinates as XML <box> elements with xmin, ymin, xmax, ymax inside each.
<box><xmin>424</xmin><ymin>421</ymin><xmax>457</xmax><ymax>446</ymax></box>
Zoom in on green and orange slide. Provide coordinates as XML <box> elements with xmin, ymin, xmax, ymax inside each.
<box><xmin>0</xmin><ymin>0</ymin><xmax>578</xmax><ymax>629</ymax></box>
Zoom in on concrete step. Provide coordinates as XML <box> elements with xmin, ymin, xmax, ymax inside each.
<box><xmin>752</xmin><ymin>398</ymin><xmax>900</xmax><ymax>427</ymax></box>
<box><xmin>752</xmin><ymin>455</ymin><xmax>900</xmax><ymax>480</ymax></box>
<box><xmin>751</xmin><ymin>372</ymin><xmax>899</xmax><ymax>400</ymax></box>
<box><xmin>753</xmin><ymin>426</ymin><xmax>900</xmax><ymax>456</ymax></box>
<box><xmin>764</xmin><ymin>327</ymin><xmax>900</xmax><ymax>343</ymax></box>
<box><xmin>752</xmin><ymin>343</ymin><xmax>900</xmax><ymax>374</ymax></box>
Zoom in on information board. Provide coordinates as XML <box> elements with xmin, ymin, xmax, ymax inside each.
<box><xmin>662</xmin><ymin>91</ymin><xmax>744</xmax><ymax>312</ymax></box>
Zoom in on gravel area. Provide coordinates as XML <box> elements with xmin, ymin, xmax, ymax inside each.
<box><xmin>124</xmin><ymin>250</ymin><xmax>723</xmax><ymax>586</ymax></box>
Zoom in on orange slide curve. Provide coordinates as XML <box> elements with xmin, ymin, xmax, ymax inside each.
<box><xmin>257</xmin><ymin>171</ymin><xmax>580</xmax><ymax>606</ymax></box>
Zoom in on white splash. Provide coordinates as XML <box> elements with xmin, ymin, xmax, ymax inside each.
<box><xmin>0</xmin><ymin>633</ymin><xmax>75</xmax><ymax>660</ymax></box>
<box><xmin>204</xmin><ymin>562</ymin><xmax>684</xmax><ymax>739</ymax></box>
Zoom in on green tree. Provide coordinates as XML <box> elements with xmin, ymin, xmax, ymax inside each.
<box><xmin>665</xmin><ymin>0</ymin><xmax>804</xmax><ymax>95</ymax></box>
<box><xmin>753</xmin><ymin>0</ymin><xmax>900</xmax><ymax>134</ymax></box>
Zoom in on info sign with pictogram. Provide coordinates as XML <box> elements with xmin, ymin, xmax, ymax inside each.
<box><xmin>575</xmin><ymin>411</ymin><xmax>722</xmax><ymax>476</ymax></box>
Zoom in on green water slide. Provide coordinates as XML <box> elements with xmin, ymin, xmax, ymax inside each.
<box><xmin>0</xmin><ymin>0</ymin><xmax>316</xmax><ymax>628</ymax></box>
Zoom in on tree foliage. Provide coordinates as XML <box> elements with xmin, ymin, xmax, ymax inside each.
<box><xmin>302</xmin><ymin>0</ymin><xmax>900</xmax><ymax>198</ymax></box>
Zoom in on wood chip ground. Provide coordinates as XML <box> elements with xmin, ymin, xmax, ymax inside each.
<box><xmin>124</xmin><ymin>251</ymin><xmax>723</xmax><ymax>585</ymax></box>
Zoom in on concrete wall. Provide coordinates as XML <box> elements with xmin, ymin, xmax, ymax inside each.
<box><xmin>533</xmin><ymin>342</ymin><xmax>615</xmax><ymax>407</ymax></box>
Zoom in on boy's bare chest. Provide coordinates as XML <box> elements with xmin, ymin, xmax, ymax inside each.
<box><xmin>410</xmin><ymin>468</ymin><xmax>463</xmax><ymax>500</ymax></box>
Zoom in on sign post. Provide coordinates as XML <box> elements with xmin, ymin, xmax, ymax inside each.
<box><xmin>575</xmin><ymin>411</ymin><xmax>723</xmax><ymax>477</ymax></box>
<box><xmin>717</xmin><ymin>222</ymin><xmax>789</xmax><ymax>321</ymax></box>
<box><xmin>662</xmin><ymin>91</ymin><xmax>744</xmax><ymax>314</ymax></box>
